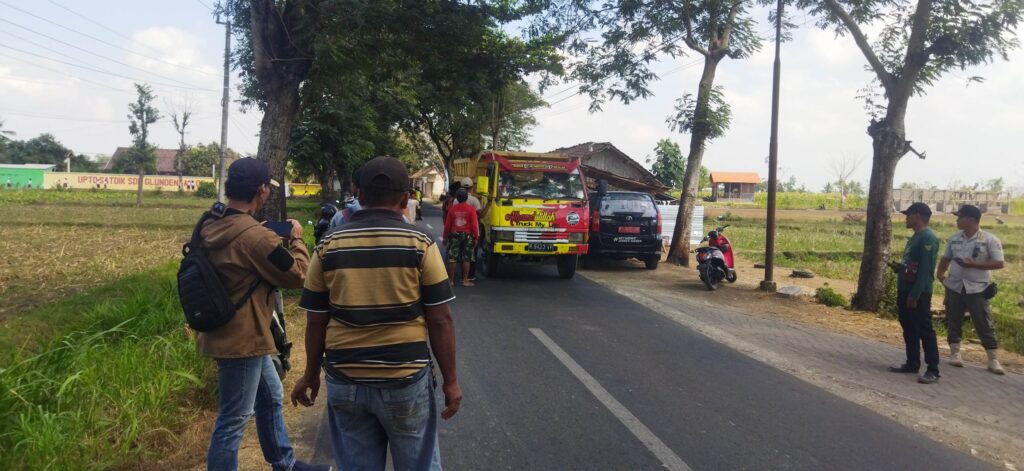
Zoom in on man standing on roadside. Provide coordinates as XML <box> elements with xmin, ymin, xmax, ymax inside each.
<box><xmin>198</xmin><ymin>158</ymin><xmax>329</xmax><ymax>471</ymax></box>
<box><xmin>292</xmin><ymin>156</ymin><xmax>461</xmax><ymax>471</ymax></box>
<box><xmin>888</xmin><ymin>202</ymin><xmax>942</xmax><ymax>384</ymax></box>
<box><xmin>937</xmin><ymin>204</ymin><xmax>1006</xmax><ymax>375</ymax></box>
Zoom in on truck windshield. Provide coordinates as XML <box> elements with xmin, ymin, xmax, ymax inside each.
<box><xmin>498</xmin><ymin>170</ymin><xmax>585</xmax><ymax>200</ymax></box>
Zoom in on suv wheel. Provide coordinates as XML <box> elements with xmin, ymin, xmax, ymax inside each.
<box><xmin>644</xmin><ymin>256</ymin><xmax>660</xmax><ymax>270</ymax></box>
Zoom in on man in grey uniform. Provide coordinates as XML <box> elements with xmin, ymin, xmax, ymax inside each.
<box><xmin>936</xmin><ymin>204</ymin><xmax>1006</xmax><ymax>375</ymax></box>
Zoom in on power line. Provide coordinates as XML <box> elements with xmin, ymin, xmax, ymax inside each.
<box><xmin>0</xmin><ymin>108</ymin><xmax>129</xmax><ymax>123</ymax></box>
<box><xmin>46</xmin><ymin>0</ymin><xmax>166</xmax><ymax>57</ymax></box>
<box><xmin>0</xmin><ymin>0</ymin><xmax>219</xmax><ymax>78</ymax></box>
<box><xmin>0</xmin><ymin>43</ymin><xmax>216</xmax><ymax>92</ymax></box>
<box><xmin>196</xmin><ymin>0</ymin><xmax>215</xmax><ymax>12</ymax></box>
<box><xmin>0</xmin><ymin>18</ymin><xmax>217</xmax><ymax>91</ymax></box>
<box><xmin>0</xmin><ymin>50</ymin><xmax>130</xmax><ymax>92</ymax></box>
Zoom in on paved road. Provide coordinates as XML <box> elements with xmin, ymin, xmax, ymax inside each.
<box><xmin>309</xmin><ymin>205</ymin><xmax>989</xmax><ymax>470</ymax></box>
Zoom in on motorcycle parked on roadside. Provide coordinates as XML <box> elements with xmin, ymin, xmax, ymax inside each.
<box><xmin>693</xmin><ymin>225</ymin><xmax>737</xmax><ymax>291</ymax></box>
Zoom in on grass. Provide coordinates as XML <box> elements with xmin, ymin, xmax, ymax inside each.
<box><xmin>709</xmin><ymin>192</ymin><xmax>867</xmax><ymax>210</ymax></box>
<box><xmin>718</xmin><ymin>211</ymin><xmax>1024</xmax><ymax>352</ymax></box>
<box><xmin>0</xmin><ymin>262</ymin><xmax>214</xmax><ymax>470</ymax></box>
<box><xmin>0</xmin><ymin>190</ymin><xmax>327</xmax><ymax>467</ymax></box>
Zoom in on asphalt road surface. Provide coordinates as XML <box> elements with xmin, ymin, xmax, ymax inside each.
<box><xmin>309</xmin><ymin>204</ymin><xmax>989</xmax><ymax>470</ymax></box>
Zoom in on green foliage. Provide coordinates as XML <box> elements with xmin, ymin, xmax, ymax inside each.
<box><xmin>487</xmin><ymin>81</ymin><xmax>547</xmax><ymax>151</ymax></box>
<box><xmin>116</xmin><ymin>84</ymin><xmax>161</xmax><ymax>176</ymax></box>
<box><xmin>667</xmin><ymin>86</ymin><xmax>733</xmax><ymax>141</ymax></box>
<box><xmin>649</xmin><ymin>139</ymin><xmax>686</xmax><ymax>189</ymax></box>
<box><xmin>0</xmin><ymin>263</ymin><xmax>213</xmax><ymax>470</ymax></box>
<box><xmin>0</xmin><ymin>133</ymin><xmax>99</xmax><ymax>171</ymax></box>
<box><xmin>877</xmin><ymin>267</ymin><xmax>900</xmax><ymax>319</ymax></box>
<box><xmin>195</xmin><ymin>181</ymin><xmax>218</xmax><ymax>199</ymax></box>
<box><xmin>183</xmin><ymin>142</ymin><xmax>238</xmax><ymax>177</ymax></box>
<box><xmin>815</xmin><ymin>286</ymin><xmax>849</xmax><ymax>307</ymax></box>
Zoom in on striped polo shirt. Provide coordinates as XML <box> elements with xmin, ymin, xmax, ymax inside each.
<box><xmin>298</xmin><ymin>208</ymin><xmax>455</xmax><ymax>386</ymax></box>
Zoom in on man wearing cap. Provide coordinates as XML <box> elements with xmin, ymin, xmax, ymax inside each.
<box><xmin>293</xmin><ymin>156</ymin><xmax>461</xmax><ymax>470</ymax></box>
<box><xmin>197</xmin><ymin>158</ymin><xmax>329</xmax><ymax>471</ymax></box>
<box><xmin>888</xmin><ymin>202</ymin><xmax>942</xmax><ymax>384</ymax></box>
<box><xmin>937</xmin><ymin>204</ymin><xmax>1006</xmax><ymax>375</ymax></box>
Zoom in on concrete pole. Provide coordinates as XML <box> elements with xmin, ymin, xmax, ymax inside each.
<box><xmin>216</xmin><ymin>3</ymin><xmax>231</xmax><ymax>203</ymax></box>
<box><xmin>760</xmin><ymin>0</ymin><xmax>783</xmax><ymax>293</ymax></box>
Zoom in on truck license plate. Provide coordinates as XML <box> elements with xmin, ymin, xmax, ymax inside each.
<box><xmin>526</xmin><ymin>243</ymin><xmax>555</xmax><ymax>252</ymax></box>
<box><xmin>618</xmin><ymin>226</ymin><xmax>640</xmax><ymax>234</ymax></box>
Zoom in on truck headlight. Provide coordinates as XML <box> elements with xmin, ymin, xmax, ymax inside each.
<box><xmin>568</xmin><ymin>232</ymin><xmax>584</xmax><ymax>243</ymax></box>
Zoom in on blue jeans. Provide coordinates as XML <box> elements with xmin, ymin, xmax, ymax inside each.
<box><xmin>208</xmin><ymin>355</ymin><xmax>296</xmax><ymax>471</ymax></box>
<box><xmin>326</xmin><ymin>370</ymin><xmax>441</xmax><ymax>470</ymax></box>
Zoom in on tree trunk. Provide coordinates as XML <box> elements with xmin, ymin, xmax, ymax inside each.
<box><xmin>136</xmin><ymin>167</ymin><xmax>144</xmax><ymax>207</ymax></box>
<box><xmin>666</xmin><ymin>57</ymin><xmax>720</xmax><ymax>266</ymax></box>
<box><xmin>319</xmin><ymin>166</ymin><xmax>336</xmax><ymax>203</ymax></box>
<box><xmin>851</xmin><ymin>118</ymin><xmax>907</xmax><ymax>310</ymax></box>
<box><xmin>258</xmin><ymin>89</ymin><xmax>302</xmax><ymax>221</ymax></box>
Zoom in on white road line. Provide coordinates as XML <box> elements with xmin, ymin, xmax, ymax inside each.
<box><xmin>530</xmin><ymin>328</ymin><xmax>692</xmax><ymax>471</ymax></box>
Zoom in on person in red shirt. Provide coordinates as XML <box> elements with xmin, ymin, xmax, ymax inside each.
<box><xmin>444</xmin><ymin>188</ymin><xmax>479</xmax><ymax>287</ymax></box>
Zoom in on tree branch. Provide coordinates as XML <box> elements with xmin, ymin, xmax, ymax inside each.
<box><xmin>821</xmin><ymin>0</ymin><xmax>896</xmax><ymax>94</ymax></box>
<box><xmin>717</xmin><ymin>0</ymin><xmax>745</xmax><ymax>55</ymax></box>
<box><xmin>898</xmin><ymin>0</ymin><xmax>934</xmax><ymax>92</ymax></box>
<box><xmin>681</xmin><ymin>1</ymin><xmax>711</xmax><ymax>57</ymax></box>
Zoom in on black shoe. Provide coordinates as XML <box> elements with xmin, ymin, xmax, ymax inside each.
<box><xmin>292</xmin><ymin>461</ymin><xmax>332</xmax><ymax>471</ymax></box>
<box><xmin>888</xmin><ymin>363</ymin><xmax>919</xmax><ymax>373</ymax></box>
<box><xmin>917</xmin><ymin>371</ymin><xmax>940</xmax><ymax>384</ymax></box>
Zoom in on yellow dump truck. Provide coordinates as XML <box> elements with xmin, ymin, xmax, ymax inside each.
<box><xmin>452</xmin><ymin>150</ymin><xmax>590</xmax><ymax>279</ymax></box>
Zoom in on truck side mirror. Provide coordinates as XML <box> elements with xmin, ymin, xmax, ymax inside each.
<box><xmin>477</xmin><ymin>176</ymin><xmax>490</xmax><ymax>196</ymax></box>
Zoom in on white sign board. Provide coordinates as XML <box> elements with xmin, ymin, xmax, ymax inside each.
<box><xmin>656</xmin><ymin>204</ymin><xmax>704</xmax><ymax>246</ymax></box>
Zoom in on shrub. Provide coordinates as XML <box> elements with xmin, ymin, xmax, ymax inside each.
<box><xmin>877</xmin><ymin>268</ymin><xmax>900</xmax><ymax>318</ymax></box>
<box><xmin>195</xmin><ymin>181</ymin><xmax>217</xmax><ymax>198</ymax></box>
<box><xmin>815</xmin><ymin>286</ymin><xmax>848</xmax><ymax>307</ymax></box>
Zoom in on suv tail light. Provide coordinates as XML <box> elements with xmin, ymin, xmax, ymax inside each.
<box><xmin>591</xmin><ymin>210</ymin><xmax>600</xmax><ymax>232</ymax></box>
<box><xmin>655</xmin><ymin>211</ymin><xmax>662</xmax><ymax>236</ymax></box>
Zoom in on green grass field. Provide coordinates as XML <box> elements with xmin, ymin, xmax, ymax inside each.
<box><xmin>0</xmin><ymin>189</ymin><xmax>323</xmax><ymax>469</ymax></box>
<box><xmin>713</xmin><ymin>209</ymin><xmax>1024</xmax><ymax>353</ymax></box>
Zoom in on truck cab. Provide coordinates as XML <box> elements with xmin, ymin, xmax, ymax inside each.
<box><xmin>454</xmin><ymin>151</ymin><xmax>590</xmax><ymax>279</ymax></box>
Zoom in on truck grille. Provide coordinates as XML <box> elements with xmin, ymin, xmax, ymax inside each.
<box><xmin>512</xmin><ymin>230</ymin><xmax>568</xmax><ymax>244</ymax></box>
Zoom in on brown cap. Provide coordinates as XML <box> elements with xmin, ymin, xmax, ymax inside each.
<box><xmin>359</xmin><ymin>156</ymin><xmax>410</xmax><ymax>193</ymax></box>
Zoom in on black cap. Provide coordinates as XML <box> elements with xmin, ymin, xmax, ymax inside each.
<box><xmin>359</xmin><ymin>156</ymin><xmax>409</xmax><ymax>192</ymax></box>
<box><xmin>226</xmin><ymin>157</ymin><xmax>278</xmax><ymax>195</ymax></box>
<box><xmin>954</xmin><ymin>204</ymin><xmax>982</xmax><ymax>221</ymax></box>
<box><xmin>901</xmin><ymin>202</ymin><xmax>932</xmax><ymax>217</ymax></box>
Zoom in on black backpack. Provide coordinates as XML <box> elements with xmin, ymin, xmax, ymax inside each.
<box><xmin>178</xmin><ymin>203</ymin><xmax>260</xmax><ymax>332</ymax></box>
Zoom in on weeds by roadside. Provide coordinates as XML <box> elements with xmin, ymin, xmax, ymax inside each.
<box><xmin>0</xmin><ymin>262</ymin><xmax>213</xmax><ymax>470</ymax></box>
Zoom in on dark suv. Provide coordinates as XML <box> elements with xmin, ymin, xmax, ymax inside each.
<box><xmin>587</xmin><ymin>191</ymin><xmax>662</xmax><ymax>269</ymax></box>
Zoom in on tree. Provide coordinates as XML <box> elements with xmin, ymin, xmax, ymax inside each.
<box><xmin>230</xmin><ymin>0</ymin><xmax>323</xmax><ymax>220</ymax></box>
<box><xmin>2</xmin><ymin>133</ymin><xmax>98</xmax><ymax>171</ymax></box>
<box><xmin>829</xmin><ymin>155</ymin><xmax>862</xmax><ymax>208</ymax></box>
<box><xmin>488</xmin><ymin>81</ymin><xmax>547</xmax><ymax>151</ymax></box>
<box><xmin>531</xmin><ymin>0</ymin><xmax>761</xmax><ymax>266</ymax></box>
<box><xmin>167</xmin><ymin>98</ymin><xmax>193</xmax><ymax>191</ymax></box>
<box><xmin>183</xmin><ymin>143</ymin><xmax>239</xmax><ymax>177</ymax></box>
<box><xmin>126</xmin><ymin>83</ymin><xmax>160</xmax><ymax>206</ymax></box>
<box><xmin>648</xmin><ymin>139</ymin><xmax>686</xmax><ymax>189</ymax></box>
<box><xmin>798</xmin><ymin>0</ymin><xmax>1023</xmax><ymax>310</ymax></box>
<box><xmin>984</xmin><ymin>177</ymin><xmax>1005</xmax><ymax>193</ymax></box>
<box><xmin>0</xmin><ymin>120</ymin><xmax>13</xmax><ymax>160</ymax></box>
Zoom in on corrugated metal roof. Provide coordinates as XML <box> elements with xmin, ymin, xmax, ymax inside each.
<box><xmin>710</xmin><ymin>172</ymin><xmax>760</xmax><ymax>184</ymax></box>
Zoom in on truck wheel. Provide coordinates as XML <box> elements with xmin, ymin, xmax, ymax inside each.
<box><xmin>557</xmin><ymin>255</ymin><xmax>578</xmax><ymax>279</ymax></box>
<box><xmin>644</xmin><ymin>256</ymin><xmax>659</xmax><ymax>270</ymax></box>
<box><xmin>482</xmin><ymin>251</ymin><xmax>501</xmax><ymax>278</ymax></box>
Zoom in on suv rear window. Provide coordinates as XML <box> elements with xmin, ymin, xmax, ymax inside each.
<box><xmin>600</xmin><ymin>193</ymin><xmax>657</xmax><ymax>217</ymax></box>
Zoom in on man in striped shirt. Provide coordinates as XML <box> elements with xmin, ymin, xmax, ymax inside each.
<box><xmin>292</xmin><ymin>156</ymin><xmax>460</xmax><ymax>471</ymax></box>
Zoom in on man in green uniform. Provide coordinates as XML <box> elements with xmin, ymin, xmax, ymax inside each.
<box><xmin>888</xmin><ymin>202</ymin><xmax>942</xmax><ymax>384</ymax></box>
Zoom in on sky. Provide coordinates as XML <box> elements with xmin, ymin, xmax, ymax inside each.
<box><xmin>0</xmin><ymin>1</ymin><xmax>1021</xmax><ymax>191</ymax></box>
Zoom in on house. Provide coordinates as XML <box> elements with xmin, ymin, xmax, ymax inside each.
<box><xmin>549</xmin><ymin>142</ymin><xmax>673</xmax><ymax>200</ymax></box>
<box><xmin>411</xmin><ymin>166</ymin><xmax>445</xmax><ymax>200</ymax></box>
<box><xmin>710</xmin><ymin>172</ymin><xmax>760</xmax><ymax>202</ymax></box>
<box><xmin>103</xmin><ymin>147</ymin><xmax>182</xmax><ymax>175</ymax></box>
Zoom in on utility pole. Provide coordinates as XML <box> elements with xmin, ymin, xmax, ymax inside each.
<box><xmin>216</xmin><ymin>2</ymin><xmax>231</xmax><ymax>203</ymax></box>
<box><xmin>760</xmin><ymin>0</ymin><xmax>783</xmax><ymax>293</ymax></box>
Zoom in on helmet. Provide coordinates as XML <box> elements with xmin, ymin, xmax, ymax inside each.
<box><xmin>320</xmin><ymin>203</ymin><xmax>338</xmax><ymax>220</ymax></box>
<box><xmin>708</xmin><ymin>231</ymin><xmax>719</xmax><ymax>240</ymax></box>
